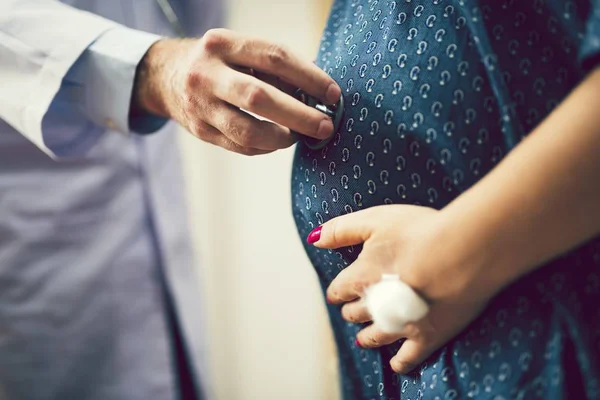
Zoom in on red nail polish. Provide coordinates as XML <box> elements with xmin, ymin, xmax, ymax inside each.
<box><xmin>355</xmin><ymin>338</ymin><xmax>362</xmax><ymax>348</ymax></box>
<box><xmin>306</xmin><ymin>226</ymin><xmax>322</xmax><ymax>244</ymax></box>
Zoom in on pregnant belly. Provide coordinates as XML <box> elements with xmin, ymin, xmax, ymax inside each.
<box><xmin>289</xmin><ymin>3</ymin><xmax>518</xmax><ymax>276</ymax></box>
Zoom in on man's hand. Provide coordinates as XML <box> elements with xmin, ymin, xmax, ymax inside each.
<box><xmin>131</xmin><ymin>29</ymin><xmax>341</xmax><ymax>155</ymax></box>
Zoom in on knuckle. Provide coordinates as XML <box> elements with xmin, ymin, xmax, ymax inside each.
<box><xmin>183</xmin><ymin>102</ymin><xmax>195</xmax><ymax>116</ymax></box>
<box><xmin>368</xmin><ymin>333</ymin><xmax>383</xmax><ymax>346</ymax></box>
<box><xmin>266</xmin><ymin>44</ymin><xmax>289</xmax><ymax>67</ymax></box>
<box><xmin>402</xmin><ymin>323</ymin><xmax>420</xmax><ymax>339</ymax></box>
<box><xmin>243</xmin><ymin>85</ymin><xmax>268</xmax><ymax>110</ymax></box>
<box><xmin>239</xmin><ymin>128</ymin><xmax>257</xmax><ymax>147</ymax></box>
<box><xmin>201</xmin><ymin>29</ymin><xmax>228</xmax><ymax>53</ymax></box>
<box><xmin>185</xmin><ymin>70</ymin><xmax>204</xmax><ymax>89</ymax></box>
<box><xmin>342</xmin><ymin>306</ymin><xmax>356</xmax><ymax>322</ymax></box>
<box><xmin>233</xmin><ymin>124</ymin><xmax>257</xmax><ymax>147</ymax></box>
<box><xmin>183</xmin><ymin>100</ymin><xmax>197</xmax><ymax>118</ymax></box>
<box><xmin>351</xmin><ymin>280</ymin><xmax>366</xmax><ymax>295</ymax></box>
<box><xmin>326</xmin><ymin>288</ymin><xmax>339</xmax><ymax>302</ymax></box>
<box><xmin>184</xmin><ymin>93</ymin><xmax>197</xmax><ymax>108</ymax></box>
<box><xmin>222</xmin><ymin>122</ymin><xmax>237</xmax><ymax>140</ymax></box>
<box><xmin>191</xmin><ymin>122</ymin><xmax>204</xmax><ymax>137</ymax></box>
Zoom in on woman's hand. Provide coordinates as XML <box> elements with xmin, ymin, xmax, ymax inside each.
<box><xmin>307</xmin><ymin>205</ymin><xmax>502</xmax><ymax>374</ymax></box>
<box><xmin>133</xmin><ymin>29</ymin><xmax>341</xmax><ymax>155</ymax></box>
<box><xmin>305</xmin><ymin>69</ymin><xmax>600</xmax><ymax>375</ymax></box>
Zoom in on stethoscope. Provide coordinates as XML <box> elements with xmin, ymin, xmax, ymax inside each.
<box><xmin>155</xmin><ymin>0</ymin><xmax>345</xmax><ymax>150</ymax></box>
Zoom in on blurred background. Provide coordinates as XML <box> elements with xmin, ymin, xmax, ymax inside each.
<box><xmin>177</xmin><ymin>0</ymin><xmax>339</xmax><ymax>399</ymax></box>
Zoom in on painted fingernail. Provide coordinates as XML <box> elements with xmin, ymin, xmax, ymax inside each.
<box><xmin>355</xmin><ymin>338</ymin><xmax>362</xmax><ymax>348</ymax></box>
<box><xmin>307</xmin><ymin>226</ymin><xmax>322</xmax><ymax>244</ymax></box>
<box><xmin>325</xmin><ymin>82</ymin><xmax>341</xmax><ymax>104</ymax></box>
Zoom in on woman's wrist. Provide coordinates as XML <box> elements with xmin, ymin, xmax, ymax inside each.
<box><xmin>424</xmin><ymin>205</ymin><xmax>506</xmax><ymax>301</ymax></box>
<box><xmin>435</xmin><ymin>199</ymin><xmax>519</xmax><ymax>300</ymax></box>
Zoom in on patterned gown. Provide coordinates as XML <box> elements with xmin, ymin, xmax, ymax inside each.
<box><xmin>291</xmin><ymin>1</ymin><xmax>600</xmax><ymax>399</ymax></box>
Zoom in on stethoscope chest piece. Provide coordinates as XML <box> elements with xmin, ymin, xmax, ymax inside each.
<box><xmin>293</xmin><ymin>90</ymin><xmax>344</xmax><ymax>150</ymax></box>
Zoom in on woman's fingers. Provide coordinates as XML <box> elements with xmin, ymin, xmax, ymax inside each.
<box><xmin>326</xmin><ymin>256</ymin><xmax>381</xmax><ymax>304</ymax></box>
<box><xmin>326</xmin><ymin>267</ymin><xmax>363</xmax><ymax>304</ymax></box>
<box><xmin>341</xmin><ymin>300</ymin><xmax>372</xmax><ymax>324</ymax></box>
<box><xmin>356</xmin><ymin>311</ymin><xmax>445</xmax><ymax>374</ymax></box>
<box><xmin>355</xmin><ymin>324</ymin><xmax>404</xmax><ymax>349</ymax></box>
<box><xmin>390</xmin><ymin>339</ymin><xmax>433</xmax><ymax>374</ymax></box>
<box><xmin>355</xmin><ymin>322</ymin><xmax>437</xmax><ymax>374</ymax></box>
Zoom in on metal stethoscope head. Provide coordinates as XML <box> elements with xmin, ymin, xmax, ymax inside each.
<box><xmin>292</xmin><ymin>89</ymin><xmax>344</xmax><ymax>150</ymax></box>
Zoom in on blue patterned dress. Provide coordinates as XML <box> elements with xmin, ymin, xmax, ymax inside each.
<box><xmin>291</xmin><ymin>1</ymin><xmax>600</xmax><ymax>399</ymax></box>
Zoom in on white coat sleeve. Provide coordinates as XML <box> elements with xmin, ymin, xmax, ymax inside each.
<box><xmin>0</xmin><ymin>1</ymin><xmax>165</xmax><ymax>158</ymax></box>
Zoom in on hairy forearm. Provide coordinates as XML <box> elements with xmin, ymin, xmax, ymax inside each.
<box><xmin>130</xmin><ymin>38</ymin><xmax>192</xmax><ymax>119</ymax></box>
<box><xmin>441</xmin><ymin>68</ymin><xmax>600</xmax><ymax>291</ymax></box>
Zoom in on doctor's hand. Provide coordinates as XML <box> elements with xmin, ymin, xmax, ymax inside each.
<box><xmin>308</xmin><ymin>205</ymin><xmax>505</xmax><ymax>374</ymax></box>
<box><xmin>131</xmin><ymin>29</ymin><xmax>341</xmax><ymax>155</ymax></box>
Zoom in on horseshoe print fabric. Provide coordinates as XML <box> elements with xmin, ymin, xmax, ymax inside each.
<box><xmin>291</xmin><ymin>1</ymin><xmax>600</xmax><ymax>399</ymax></box>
